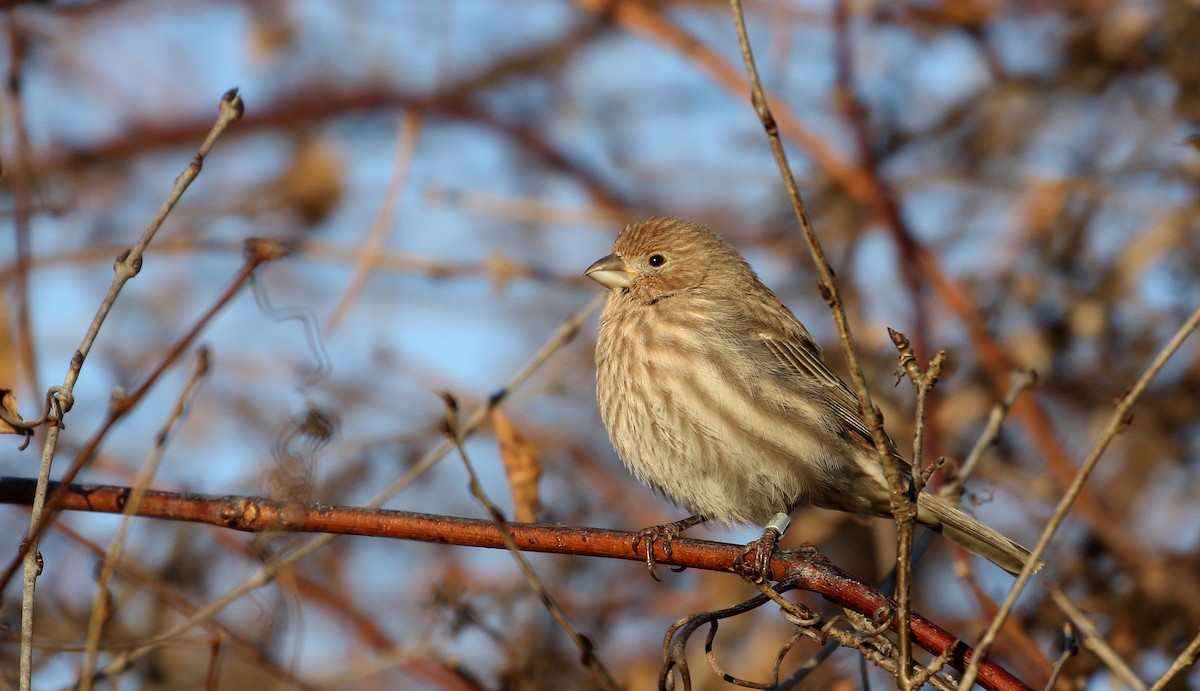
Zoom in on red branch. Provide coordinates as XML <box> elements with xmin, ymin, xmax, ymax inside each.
<box><xmin>0</xmin><ymin>477</ymin><xmax>1030</xmax><ymax>691</ymax></box>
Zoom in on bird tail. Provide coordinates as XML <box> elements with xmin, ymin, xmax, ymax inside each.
<box><xmin>916</xmin><ymin>492</ymin><xmax>1043</xmax><ymax>576</ymax></box>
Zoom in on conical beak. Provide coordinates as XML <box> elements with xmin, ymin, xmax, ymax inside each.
<box><xmin>585</xmin><ymin>253</ymin><xmax>634</xmax><ymax>289</ymax></box>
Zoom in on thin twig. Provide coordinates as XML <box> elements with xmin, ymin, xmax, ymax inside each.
<box><xmin>950</xmin><ymin>370</ymin><xmax>1038</xmax><ymax>495</ymax></box>
<box><xmin>891</xmin><ymin>327</ymin><xmax>947</xmax><ymax>688</ymax></box>
<box><xmin>1043</xmin><ymin>624</ymin><xmax>1078</xmax><ymax>691</ymax></box>
<box><xmin>958</xmin><ymin>302</ymin><xmax>1200</xmax><ymax>689</ymax></box>
<box><xmin>17</xmin><ymin>89</ymin><xmax>243</xmax><ymax>691</ymax></box>
<box><xmin>1045</xmin><ymin>585</ymin><xmax>1145</xmax><ymax>691</ymax></box>
<box><xmin>49</xmin><ymin>522</ymin><xmax>319</xmax><ymax>690</ymax></box>
<box><xmin>1</xmin><ymin>238</ymin><xmax>285</xmax><ymax>595</ymax></box>
<box><xmin>724</xmin><ymin>0</ymin><xmax>891</xmax><ymax>464</ymax></box>
<box><xmin>724</xmin><ymin>0</ymin><xmax>905</xmax><ymax>550</ymax></box>
<box><xmin>1147</xmin><ymin>627</ymin><xmax>1200</xmax><ymax>691</ymax></box>
<box><xmin>368</xmin><ymin>293</ymin><xmax>603</xmax><ymax>502</ymax></box>
<box><xmin>327</xmin><ymin>110</ymin><xmax>423</xmax><ymax>333</ymax></box>
<box><xmin>441</xmin><ymin>394</ymin><xmax>620</xmax><ymax>690</ymax></box>
<box><xmin>65</xmin><ymin>296</ymin><xmax>599</xmax><ymax>686</ymax></box>
<box><xmin>725</xmin><ymin>5</ymin><xmax>934</xmax><ymax>687</ymax></box>
<box><xmin>78</xmin><ymin>349</ymin><xmax>211</xmax><ymax>690</ymax></box>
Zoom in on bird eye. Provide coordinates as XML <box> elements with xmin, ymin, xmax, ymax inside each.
<box><xmin>648</xmin><ymin>254</ymin><xmax>666</xmax><ymax>267</ymax></box>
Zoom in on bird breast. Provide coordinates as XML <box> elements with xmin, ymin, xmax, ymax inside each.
<box><xmin>595</xmin><ymin>295</ymin><xmax>852</xmax><ymax>526</ymax></box>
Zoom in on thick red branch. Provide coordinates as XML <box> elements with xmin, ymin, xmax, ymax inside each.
<box><xmin>0</xmin><ymin>476</ymin><xmax>1030</xmax><ymax>690</ymax></box>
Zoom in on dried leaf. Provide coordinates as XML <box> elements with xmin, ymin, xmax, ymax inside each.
<box><xmin>0</xmin><ymin>389</ymin><xmax>26</xmax><ymax>435</ymax></box>
<box><xmin>492</xmin><ymin>409</ymin><xmax>541</xmax><ymax>523</ymax></box>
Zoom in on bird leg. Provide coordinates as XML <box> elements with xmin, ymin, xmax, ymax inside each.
<box><xmin>735</xmin><ymin>512</ymin><xmax>791</xmax><ymax>583</ymax></box>
<box><xmin>632</xmin><ymin>515</ymin><xmax>706</xmax><ymax>581</ymax></box>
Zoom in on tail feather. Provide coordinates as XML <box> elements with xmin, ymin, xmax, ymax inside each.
<box><xmin>916</xmin><ymin>492</ymin><xmax>1043</xmax><ymax>575</ymax></box>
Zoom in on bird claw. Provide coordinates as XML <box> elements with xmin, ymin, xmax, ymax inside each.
<box><xmin>631</xmin><ymin>516</ymin><xmax>704</xmax><ymax>581</ymax></box>
<box><xmin>734</xmin><ymin>527</ymin><xmax>780</xmax><ymax>584</ymax></box>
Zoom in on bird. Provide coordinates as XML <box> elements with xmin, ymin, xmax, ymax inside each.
<box><xmin>585</xmin><ymin>216</ymin><xmax>1038</xmax><ymax>581</ymax></box>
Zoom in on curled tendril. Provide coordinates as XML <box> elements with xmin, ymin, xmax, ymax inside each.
<box><xmin>864</xmin><ymin>604</ymin><xmax>895</xmax><ymax>635</ymax></box>
<box><xmin>660</xmin><ymin>579</ymin><xmax>835</xmax><ymax>690</ymax></box>
<box><xmin>0</xmin><ymin>387</ymin><xmax>75</xmax><ymax>447</ymax></box>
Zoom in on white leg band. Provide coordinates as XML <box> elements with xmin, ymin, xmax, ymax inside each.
<box><xmin>765</xmin><ymin>512</ymin><xmax>791</xmax><ymax>536</ymax></box>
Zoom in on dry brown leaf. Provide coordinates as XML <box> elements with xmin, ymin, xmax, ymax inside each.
<box><xmin>273</xmin><ymin>136</ymin><xmax>344</xmax><ymax>226</ymax></box>
<box><xmin>0</xmin><ymin>389</ymin><xmax>26</xmax><ymax>435</ymax></box>
<box><xmin>492</xmin><ymin>409</ymin><xmax>541</xmax><ymax>523</ymax></box>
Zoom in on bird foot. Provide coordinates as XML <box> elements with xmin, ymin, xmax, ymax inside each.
<box><xmin>735</xmin><ymin>527</ymin><xmax>780</xmax><ymax>584</ymax></box>
<box><xmin>632</xmin><ymin>515</ymin><xmax>704</xmax><ymax>582</ymax></box>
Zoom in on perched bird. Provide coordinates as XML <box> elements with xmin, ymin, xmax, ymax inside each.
<box><xmin>586</xmin><ymin>216</ymin><xmax>1037</xmax><ymax>580</ymax></box>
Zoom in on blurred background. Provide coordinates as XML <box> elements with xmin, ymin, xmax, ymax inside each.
<box><xmin>2</xmin><ymin>0</ymin><xmax>1199</xmax><ymax>688</ymax></box>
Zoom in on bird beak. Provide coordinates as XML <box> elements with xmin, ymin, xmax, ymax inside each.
<box><xmin>585</xmin><ymin>254</ymin><xmax>634</xmax><ymax>289</ymax></box>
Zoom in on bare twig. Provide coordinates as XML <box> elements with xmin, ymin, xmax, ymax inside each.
<box><xmin>1043</xmin><ymin>624</ymin><xmax>1078</xmax><ymax>691</ymax></box>
<box><xmin>441</xmin><ymin>394</ymin><xmax>620</xmax><ymax>690</ymax></box>
<box><xmin>1</xmin><ymin>237</ymin><xmax>285</xmax><ymax>595</ymax></box>
<box><xmin>1147</xmin><ymin>628</ymin><xmax>1200</xmax><ymax>691</ymax></box>
<box><xmin>79</xmin><ymin>349</ymin><xmax>211</xmax><ymax>690</ymax></box>
<box><xmin>890</xmin><ymin>327</ymin><xmax>947</xmax><ymax>688</ymax></box>
<box><xmin>958</xmin><ymin>302</ymin><xmax>1200</xmax><ymax>689</ymax></box>
<box><xmin>724</xmin><ymin>0</ymin><xmax>893</xmax><ymax>470</ymax></box>
<box><xmin>16</xmin><ymin>89</ymin><xmax>243</xmax><ymax>691</ymax></box>
<box><xmin>661</xmin><ymin>592</ymin><xmax>774</xmax><ymax>690</ymax></box>
<box><xmin>63</xmin><ymin>296</ymin><xmax>598</xmax><ymax>686</ymax></box>
<box><xmin>327</xmin><ymin>110</ymin><xmax>423</xmax><ymax>333</ymax></box>
<box><xmin>948</xmin><ymin>370</ymin><xmax>1038</xmax><ymax>496</ymax></box>
<box><xmin>1046</xmin><ymin>585</ymin><xmax>1145</xmax><ymax>691</ymax></box>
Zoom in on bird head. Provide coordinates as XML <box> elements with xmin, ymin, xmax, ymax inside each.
<box><xmin>585</xmin><ymin>217</ymin><xmax>747</xmax><ymax>301</ymax></box>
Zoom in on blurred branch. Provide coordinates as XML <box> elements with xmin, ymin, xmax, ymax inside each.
<box><xmin>947</xmin><ymin>369</ymin><xmax>1038</xmax><ymax>496</ymax></box>
<box><xmin>959</xmin><ymin>301</ymin><xmax>1200</xmax><ymax>689</ymax></box>
<box><xmin>423</xmin><ymin>187</ymin><xmax>627</xmax><ymax>228</ymax></box>
<box><xmin>1044</xmin><ymin>624</ymin><xmax>1078</xmax><ymax>691</ymax></box>
<box><xmin>1148</xmin><ymin>628</ymin><xmax>1200</xmax><ymax>691</ymax></box>
<box><xmin>1</xmin><ymin>235</ymin><xmax>283</xmax><ymax>597</ymax></box>
<box><xmin>13</xmin><ymin>89</ymin><xmax>244</xmax><ymax>691</ymax></box>
<box><xmin>832</xmin><ymin>0</ymin><xmax>931</xmax><ymax>363</ymax></box>
<box><xmin>442</xmin><ymin>395</ymin><xmax>620</xmax><ymax>690</ymax></box>
<box><xmin>0</xmin><ymin>237</ymin><xmax>594</xmax><ymax>290</ymax></box>
<box><xmin>3</xmin><ymin>12</ymin><xmax>38</xmax><ymax>395</ymax></box>
<box><xmin>50</xmin><ymin>521</ymin><xmax>322</xmax><ymax>691</ymax></box>
<box><xmin>35</xmin><ymin>86</ymin><xmax>632</xmax><ymax>212</ymax></box>
<box><xmin>1046</xmin><ymin>585</ymin><xmax>1145</xmax><ymax>691</ymax></box>
<box><xmin>326</xmin><ymin>110</ymin><xmax>422</xmax><ymax>334</ymax></box>
<box><xmin>0</xmin><ymin>476</ymin><xmax>1031</xmax><ymax>691</ymax></box>
<box><xmin>78</xmin><ymin>347</ymin><xmax>210</xmax><ymax>691</ymax></box>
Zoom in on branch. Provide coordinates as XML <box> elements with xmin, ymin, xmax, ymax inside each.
<box><xmin>0</xmin><ymin>477</ymin><xmax>1031</xmax><ymax>691</ymax></box>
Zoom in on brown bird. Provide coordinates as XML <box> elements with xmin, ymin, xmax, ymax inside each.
<box><xmin>586</xmin><ymin>216</ymin><xmax>1038</xmax><ymax>580</ymax></box>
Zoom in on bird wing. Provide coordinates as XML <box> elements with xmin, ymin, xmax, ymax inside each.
<box><xmin>759</xmin><ymin>331</ymin><xmax>884</xmax><ymax>448</ymax></box>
